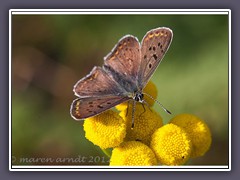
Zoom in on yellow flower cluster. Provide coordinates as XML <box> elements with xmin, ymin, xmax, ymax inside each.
<box><xmin>82</xmin><ymin>81</ymin><xmax>212</xmax><ymax>166</ymax></box>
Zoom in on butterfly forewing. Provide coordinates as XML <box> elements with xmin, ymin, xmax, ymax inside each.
<box><xmin>71</xmin><ymin>96</ymin><xmax>130</xmax><ymax>120</ymax></box>
<box><xmin>104</xmin><ymin>35</ymin><xmax>141</xmax><ymax>84</ymax></box>
<box><xmin>138</xmin><ymin>27</ymin><xmax>173</xmax><ymax>88</ymax></box>
<box><xmin>74</xmin><ymin>66</ymin><xmax>126</xmax><ymax>98</ymax></box>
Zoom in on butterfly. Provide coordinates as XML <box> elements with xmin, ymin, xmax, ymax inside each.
<box><xmin>70</xmin><ymin>27</ymin><xmax>173</xmax><ymax>127</ymax></box>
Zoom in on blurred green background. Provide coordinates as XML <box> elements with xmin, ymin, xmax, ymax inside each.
<box><xmin>12</xmin><ymin>14</ymin><xmax>229</xmax><ymax>165</ymax></box>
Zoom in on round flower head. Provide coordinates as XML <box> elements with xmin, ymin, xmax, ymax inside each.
<box><xmin>83</xmin><ymin>110</ymin><xmax>126</xmax><ymax>149</ymax></box>
<box><xmin>150</xmin><ymin>124</ymin><xmax>192</xmax><ymax>165</ymax></box>
<box><xmin>115</xmin><ymin>81</ymin><xmax>158</xmax><ymax>111</ymax></box>
<box><xmin>119</xmin><ymin>103</ymin><xmax>163</xmax><ymax>145</ymax></box>
<box><xmin>170</xmin><ymin>114</ymin><xmax>212</xmax><ymax>158</ymax></box>
<box><xmin>110</xmin><ymin>141</ymin><xmax>157</xmax><ymax>166</ymax></box>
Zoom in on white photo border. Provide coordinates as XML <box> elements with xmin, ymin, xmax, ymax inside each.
<box><xmin>9</xmin><ymin>9</ymin><xmax>231</xmax><ymax>171</ymax></box>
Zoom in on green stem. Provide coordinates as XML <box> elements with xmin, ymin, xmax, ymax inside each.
<box><xmin>102</xmin><ymin>148</ymin><xmax>112</xmax><ymax>158</ymax></box>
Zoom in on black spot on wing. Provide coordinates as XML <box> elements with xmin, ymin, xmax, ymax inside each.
<box><xmin>153</xmin><ymin>54</ymin><xmax>158</xmax><ymax>60</ymax></box>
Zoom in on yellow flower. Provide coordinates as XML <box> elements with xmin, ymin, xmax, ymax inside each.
<box><xmin>110</xmin><ymin>141</ymin><xmax>157</xmax><ymax>166</ymax></box>
<box><xmin>170</xmin><ymin>114</ymin><xmax>212</xmax><ymax>158</ymax></box>
<box><xmin>150</xmin><ymin>124</ymin><xmax>192</xmax><ymax>165</ymax></box>
<box><xmin>83</xmin><ymin>110</ymin><xmax>126</xmax><ymax>149</ymax></box>
<box><xmin>119</xmin><ymin>103</ymin><xmax>163</xmax><ymax>145</ymax></box>
<box><xmin>116</xmin><ymin>81</ymin><xmax>158</xmax><ymax>111</ymax></box>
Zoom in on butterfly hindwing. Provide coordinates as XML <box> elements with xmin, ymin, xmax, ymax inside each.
<box><xmin>70</xmin><ymin>96</ymin><xmax>130</xmax><ymax>120</ymax></box>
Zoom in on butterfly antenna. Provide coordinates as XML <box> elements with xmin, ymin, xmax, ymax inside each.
<box><xmin>142</xmin><ymin>92</ymin><xmax>172</xmax><ymax>114</ymax></box>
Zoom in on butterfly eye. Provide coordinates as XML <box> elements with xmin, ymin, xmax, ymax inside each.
<box><xmin>134</xmin><ymin>96</ymin><xmax>139</xmax><ymax>101</ymax></box>
<box><xmin>134</xmin><ymin>93</ymin><xmax>144</xmax><ymax>101</ymax></box>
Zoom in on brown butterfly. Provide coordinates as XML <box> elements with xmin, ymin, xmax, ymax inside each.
<box><xmin>70</xmin><ymin>27</ymin><xmax>173</xmax><ymax>127</ymax></box>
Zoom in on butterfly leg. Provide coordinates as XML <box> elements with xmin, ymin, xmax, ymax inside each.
<box><xmin>139</xmin><ymin>103</ymin><xmax>146</xmax><ymax>117</ymax></box>
<box><xmin>125</xmin><ymin>100</ymin><xmax>131</xmax><ymax>117</ymax></box>
<box><xmin>143</xmin><ymin>100</ymin><xmax>152</xmax><ymax>112</ymax></box>
<box><xmin>139</xmin><ymin>100</ymin><xmax>152</xmax><ymax>117</ymax></box>
<box><xmin>131</xmin><ymin>100</ymin><xmax>136</xmax><ymax>129</ymax></box>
